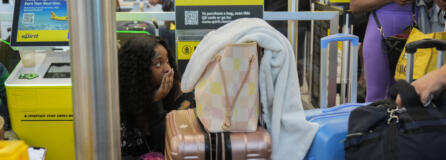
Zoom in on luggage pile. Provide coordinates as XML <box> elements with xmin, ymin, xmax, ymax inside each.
<box><xmin>165</xmin><ymin>42</ymin><xmax>272</xmax><ymax>160</ymax></box>
<box><xmin>305</xmin><ymin>37</ymin><xmax>446</xmax><ymax>160</ymax></box>
<box><xmin>164</xmin><ymin>31</ymin><xmax>446</xmax><ymax>159</ymax></box>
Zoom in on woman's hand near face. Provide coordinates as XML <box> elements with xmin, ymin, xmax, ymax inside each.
<box><xmin>153</xmin><ymin>68</ymin><xmax>174</xmax><ymax>102</ymax></box>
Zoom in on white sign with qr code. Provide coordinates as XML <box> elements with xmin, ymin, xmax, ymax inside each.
<box><xmin>22</xmin><ymin>13</ymin><xmax>35</xmax><ymax>25</ymax></box>
<box><xmin>185</xmin><ymin>11</ymin><xmax>199</xmax><ymax>25</ymax></box>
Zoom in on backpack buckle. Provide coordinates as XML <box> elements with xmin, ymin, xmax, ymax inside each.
<box><xmin>387</xmin><ymin>108</ymin><xmax>400</xmax><ymax>124</ymax></box>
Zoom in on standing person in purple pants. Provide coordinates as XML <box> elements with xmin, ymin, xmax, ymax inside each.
<box><xmin>350</xmin><ymin>0</ymin><xmax>415</xmax><ymax>102</ymax></box>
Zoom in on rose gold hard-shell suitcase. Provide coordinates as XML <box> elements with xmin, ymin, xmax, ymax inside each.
<box><xmin>165</xmin><ymin>109</ymin><xmax>271</xmax><ymax>160</ymax></box>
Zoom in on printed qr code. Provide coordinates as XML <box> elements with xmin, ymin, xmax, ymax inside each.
<box><xmin>22</xmin><ymin>13</ymin><xmax>34</xmax><ymax>24</ymax></box>
<box><xmin>185</xmin><ymin>11</ymin><xmax>198</xmax><ymax>25</ymax></box>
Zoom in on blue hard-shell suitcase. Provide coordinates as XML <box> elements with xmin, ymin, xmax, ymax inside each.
<box><xmin>304</xmin><ymin>34</ymin><xmax>363</xmax><ymax>160</ymax></box>
<box><xmin>304</xmin><ymin>103</ymin><xmax>367</xmax><ymax>160</ymax></box>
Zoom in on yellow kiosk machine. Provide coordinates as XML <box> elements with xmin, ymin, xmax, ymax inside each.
<box><xmin>5</xmin><ymin>0</ymin><xmax>74</xmax><ymax>159</ymax></box>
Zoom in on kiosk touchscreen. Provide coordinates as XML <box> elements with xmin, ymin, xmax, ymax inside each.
<box><xmin>11</xmin><ymin>0</ymin><xmax>69</xmax><ymax>46</ymax></box>
<box><xmin>5</xmin><ymin>0</ymin><xmax>74</xmax><ymax>160</ymax></box>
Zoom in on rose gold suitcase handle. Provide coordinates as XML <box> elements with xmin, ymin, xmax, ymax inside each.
<box><xmin>215</xmin><ymin>55</ymin><xmax>255</xmax><ymax>131</ymax></box>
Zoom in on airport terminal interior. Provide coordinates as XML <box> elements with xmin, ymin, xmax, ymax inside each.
<box><xmin>1</xmin><ymin>0</ymin><xmax>446</xmax><ymax>159</ymax></box>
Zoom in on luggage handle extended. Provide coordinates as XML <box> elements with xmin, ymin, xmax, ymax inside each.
<box><xmin>405</xmin><ymin>39</ymin><xmax>446</xmax><ymax>53</ymax></box>
<box><xmin>405</xmin><ymin>39</ymin><xmax>446</xmax><ymax>82</ymax></box>
<box><xmin>320</xmin><ymin>33</ymin><xmax>359</xmax><ymax>109</ymax></box>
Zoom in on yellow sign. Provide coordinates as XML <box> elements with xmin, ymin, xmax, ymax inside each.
<box><xmin>176</xmin><ymin>0</ymin><xmax>263</xmax><ymax>6</ymax></box>
<box><xmin>177</xmin><ymin>41</ymin><xmax>200</xmax><ymax>60</ymax></box>
<box><xmin>17</xmin><ymin>30</ymin><xmax>69</xmax><ymax>42</ymax></box>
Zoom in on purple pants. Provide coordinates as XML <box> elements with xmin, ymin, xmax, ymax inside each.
<box><xmin>363</xmin><ymin>3</ymin><xmax>414</xmax><ymax>102</ymax></box>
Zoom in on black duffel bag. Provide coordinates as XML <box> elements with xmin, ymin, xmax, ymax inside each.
<box><xmin>345</xmin><ymin>81</ymin><xmax>446</xmax><ymax>160</ymax></box>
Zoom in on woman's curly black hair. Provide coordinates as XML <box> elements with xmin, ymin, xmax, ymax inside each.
<box><xmin>118</xmin><ymin>35</ymin><xmax>180</xmax><ymax>131</ymax></box>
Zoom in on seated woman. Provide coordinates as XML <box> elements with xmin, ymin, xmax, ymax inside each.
<box><xmin>118</xmin><ymin>35</ymin><xmax>195</xmax><ymax>158</ymax></box>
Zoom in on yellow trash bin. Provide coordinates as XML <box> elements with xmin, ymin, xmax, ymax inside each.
<box><xmin>0</xmin><ymin>141</ymin><xmax>29</xmax><ymax>160</ymax></box>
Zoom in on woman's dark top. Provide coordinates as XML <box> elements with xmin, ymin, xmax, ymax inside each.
<box><xmin>121</xmin><ymin>92</ymin><xmax>195</xmax><ymax>157</ymax></box>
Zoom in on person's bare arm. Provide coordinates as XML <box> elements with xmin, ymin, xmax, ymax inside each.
<box><xmin>434</xmin><ymin>0</ymin><xmax>446</xmax><ymax>10</ymax></box>
<box><xmin>350</xmin><ymin>0</ymin><xmax>408</xmax><ymax>13</ymax></box>
<box><xmin>396</xmin><ymin>65</ymin><xmax>446</xmax><ymax>106</ymax></box>
<box><xmin>411</xmin><ymin>65</ymin><xmax>446</xmax><ymax>103</ymax></box>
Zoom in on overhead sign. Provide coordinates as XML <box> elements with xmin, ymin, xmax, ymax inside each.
<box><xmin>175</xmin><ymin>0</ymin><xmax>263</xmax><ymax>30</ymax></box>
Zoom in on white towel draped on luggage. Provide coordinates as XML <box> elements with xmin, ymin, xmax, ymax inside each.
<box><xmin>181</xmin><ymin>18</ymin><xmax>318</xmax><ymax>160</ymax></box>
